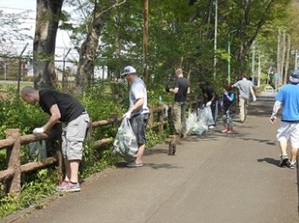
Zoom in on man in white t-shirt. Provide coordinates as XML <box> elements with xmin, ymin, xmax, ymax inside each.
<box><xmin>232</xmin><ymin>72</ymin><xmax>257</xmax><ymax>123</ymax></box>
<box><xmin>121</xmin><ymin>66</ymin><xmax>149</xmax><ymax>167</ymax></box>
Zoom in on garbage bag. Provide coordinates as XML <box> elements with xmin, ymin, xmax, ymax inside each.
<box><xmin>113</xmin><ymin>117</ymin><xmax>138</xmax><ymax>162</ymax></box>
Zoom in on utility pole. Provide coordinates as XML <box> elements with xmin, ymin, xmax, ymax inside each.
<box><xmin>143</xmin><ymin>0</ymin><xmax>149</xmax><ymax>84</ymax></box>
<box><xmin>213</xmin><ymin>0</ymin><xmax>218</xmax><ymax>79</ymax></box>
<box><xmin>251</xmin><ymin>41</ymin><xmax>256</xmax><ymax>84</ymax></box>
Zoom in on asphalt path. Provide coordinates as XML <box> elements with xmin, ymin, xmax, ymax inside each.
<box><xmin>2</xmin><ymin>95</ymin><xmax>299</xmax><ymax>223</ymax></box>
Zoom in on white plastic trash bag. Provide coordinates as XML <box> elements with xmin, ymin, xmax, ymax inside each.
<box><xmin>186</xmin><ymin>112</ymin><xmax>197</xmax><ymax>133</ymax></box>
<box><xmin>113</xmin><ymin>117</ymin><xmax>138</xmax><ymax>162</ymax></box>
<box><xmin>202</xmin><ymin>106</ymin><xmax>215</xmax><ymax>126</ymax></box>
<box><xmin>197</xmin><ymin>108</ymin><xmax>209</xmax><ymax>132</ymax></box>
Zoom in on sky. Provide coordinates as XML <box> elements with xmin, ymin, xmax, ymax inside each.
<box><xmin>0</xmin><ymin>0</ymin><xmax>74</xmax><ymax>59</ymax></box>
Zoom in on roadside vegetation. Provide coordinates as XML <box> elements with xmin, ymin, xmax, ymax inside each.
<box><xmin>1</xmin><ymin>0</ymin><xmax>299</xmax><ymax>219</ymax></box>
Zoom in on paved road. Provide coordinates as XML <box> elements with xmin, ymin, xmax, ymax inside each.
<box><xmin>2</xmin><ymin>95</ymin><xmax>299</xmax><ymax>223</ymax></box>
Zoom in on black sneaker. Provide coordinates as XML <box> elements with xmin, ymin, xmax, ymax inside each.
<box><xmin>279</xmin><ymin>155</ymin><xmax>289</xmax><ymax>167</ymax></box>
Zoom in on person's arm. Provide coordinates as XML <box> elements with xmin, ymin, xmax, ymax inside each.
<box><xmin>169</xmin><ymin>87</ymin><xmax>179</xmax><ymax>94</ymax></box>
<box><xmin>42</xmin><ymin>104</ymin><xmax>61</xmax><ymax>131</ymax></box>
<box><xmin>270</xmin><ymin>100</ymin><xmax>282</xmax><ymax>124</ymax></box>
<box><xmin>250</xmin><ymin>87</ymin><xmax>257</xmax><ymax>101</ymax></box>
<box><xmin>128</xmin><ymin>98</ymin><xmax>144</xmax><ymax>113</ymax></box>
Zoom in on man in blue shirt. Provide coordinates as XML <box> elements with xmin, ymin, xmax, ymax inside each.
<box><xmin>270</xmin><ymin>69</ymin><xmax>299</xmax><ymax>169</ymax></box>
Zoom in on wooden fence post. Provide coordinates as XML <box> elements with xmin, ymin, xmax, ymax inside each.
<box><xmin>6</xmin><ymin>129</ymin><xmax>21</xmax><ymax>195</ymax></box>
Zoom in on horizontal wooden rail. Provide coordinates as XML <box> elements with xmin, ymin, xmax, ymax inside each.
<box><xmin>0</xmin><ymin>99</ymin><xmax>200</xmax><ymax>195</ymax></box>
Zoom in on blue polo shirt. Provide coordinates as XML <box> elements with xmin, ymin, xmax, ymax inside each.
<box><xmin>276</xmin><ymin>83</ymin><xmax>299</xmax><ymax>122</ymax></box>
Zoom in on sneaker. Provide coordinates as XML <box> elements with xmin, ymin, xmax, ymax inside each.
<box><xmin>209</xmin><ymin>125</ymin><xmax>215</xmax><ymax>129</ymax></box>
<box><xmin>279</xmin><ymin>155</ymin><xmax>289</xmax><ymax>167</ymax></box>
<box><xmin>56</xmin><ymin>180</ymin><xmax>69</xmax><ymax>191</ymax></box>
<box><xmin>126</xmin><ymin>161</ymin><xmax>143</xmax><ymax>168</ymax></box>
<box><xmin>56</xmin><ymin>181</ymin><xmax>81</xmax><ymax>192</ymax></box>
<box><xmin>287</xmin><ymin>161</ymin><xmax>297</xmax><ymax>169</ymax></box>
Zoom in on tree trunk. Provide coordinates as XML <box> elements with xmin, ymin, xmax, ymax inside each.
<box><xmin>277</xmin><ymin>29</ymin><xmax>282</xmax><ymax>87</ymax></box>
<box><xmin>281</xmin><ymin>30</ymin><xmax>286</xmax><ymax>85</ymax></box>
<box><xmin>33</xmin><ymin>0</ymin><xmax>64</xmax><ymax>89</ymax></box>
<box><xmin>76</xmin><ymin>1</ymin><xmax>126</xmax><ymax>92</ymax></box>
<box><xmin>284</xmin><ymin>34</ymin><xmax>291</xmax><ymax>84</ymax></box>
<box><xmin>143</xmin><ymin>0</ymin><xmax>149</xmax><ymax>85</ymax></box>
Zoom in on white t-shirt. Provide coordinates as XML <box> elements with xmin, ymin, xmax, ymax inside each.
<box><xmin>129</xmin><ymin>77</ymin><xmax>149</xmax><ymax>115</ymax></box>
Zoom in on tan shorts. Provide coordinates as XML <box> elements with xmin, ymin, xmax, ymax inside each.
<box><xmin>276</xmin><ymin>122</ymin><xmax>299</xmax><ymax>148</ymax></box>
<box><xmin>62</xmin><ymin>113</ymin><xmax>90</xmax><ymax>160</ymax></box>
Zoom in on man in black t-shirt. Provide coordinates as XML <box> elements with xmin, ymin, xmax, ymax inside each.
<box><xmin>21</xmin><ymin>87</ymin><xmax>90</xmax><ymax>193</ymax></box>
<box><xmin>166</xmin><ymin>68</ymin><xmax>190</xmax><ymax>138</ymax></box>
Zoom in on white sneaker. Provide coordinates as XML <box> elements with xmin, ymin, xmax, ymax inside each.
<box><xmin>209</xmin><ymin>126</ymin><xmax>215</xmax><ymax>129</ymax></box>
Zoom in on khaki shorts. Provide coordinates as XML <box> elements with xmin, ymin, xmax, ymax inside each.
<box><xmin>62</xmin><ymin>113</ymin><xmax>90</xmax><ymax>160</ymax></box>
<box><xmin>276</xmin><ymin>122</ymin><xmax>299</xmax><ymax>148</ymax></box>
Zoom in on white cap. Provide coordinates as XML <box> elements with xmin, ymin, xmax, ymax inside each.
<box><xmin>121</xmin><ymin>66</ymin><xmax>136</xmax><ymax>76</ymax></box>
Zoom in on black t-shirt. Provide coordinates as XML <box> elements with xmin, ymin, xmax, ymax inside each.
<box><xmin>201</xmin><ymin>86</ymin><xmax>218</xmax><ymax>103</ymax></box>
<box><xmin>39</xmin><ymin>89</ymin><xmax>85</xmax><ymax>123</ymax></box>
<box><xmin>174</xmin><ymin>77</ymin><xmax>189</xmax><ymax>102</ymax></box>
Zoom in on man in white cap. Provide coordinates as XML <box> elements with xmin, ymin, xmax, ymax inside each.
<box><xmin>121</xmin><ymin>66</ymin><xmax>149</xmax><ymax>167</ymax></box>
<box><xmin>270</xmin><ymin>69</ymin><xmax>299</xmax><ymax>169</ymax></box>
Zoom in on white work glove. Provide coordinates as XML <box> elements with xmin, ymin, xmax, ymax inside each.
<box><xmin>123</xmin><ymin>111</ymin><xmax>132</xmax><ymax>119</ymax></box>
<box><xmin>33</xmin><ymin>127</ymin><xmax>45</xmax><ymax>134</ymax></box>
<box><xmin>253</xmin><ymin>96</ymin><xmax>257</xmax><ymax>102</ymax></box>
<box><xmin>270</xmin><ymin>115</ymin><xmax>276</xmax><ymax>124</ymax></box>
<box><xmin>206</xmin><ymin>101</ymin><xmax>212</xmax><ymax>107</ymax></box>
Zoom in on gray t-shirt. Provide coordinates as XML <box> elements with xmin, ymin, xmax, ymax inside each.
<box><xmin>233</xmin><ymin>79</ymin><xmax>253</xmax><ymax>99</ymax></box>
<box><xmin>129</xmin><ymin>77</ymin><xmax>149</xmax><ymax>115</ymax></box>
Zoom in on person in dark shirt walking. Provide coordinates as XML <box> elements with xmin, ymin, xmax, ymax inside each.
<box><xmin>166</xmin><ymin>68</ymin><xmax>190</xmax><ymax>138</ymax></box>
<box><xmin>21</xmin><ymin>87</ymin><xmax>90</xmax><ymax>192</ymax></box>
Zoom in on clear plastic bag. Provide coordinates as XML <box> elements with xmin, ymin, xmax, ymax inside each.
<box><xmin>29</xmin><ymin>140</ymin><xmax>47</xmax><ymax>161</ymax></box>
<box><xmin>113</xmin><ymin>118</ymin><xmax>138</xmax><ymax>162</ymax></box>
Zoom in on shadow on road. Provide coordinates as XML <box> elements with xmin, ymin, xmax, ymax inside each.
<box><xmin>257</xmin><ymin>157</ymin><xmax>280</xmax><ymax>167</ymax></box>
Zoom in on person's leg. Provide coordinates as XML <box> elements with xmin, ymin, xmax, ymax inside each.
<box><xmin>129</xmin><ymin>113</ymin><xmax>149</xmax><ymax>166</ymax></box>
<box><xmin>290</xmin><ymin>147</ymin><xmax>298</xmax><ymax>164</ymax></box>
<box><xmin>173</xmin><ymin>102</ymin><xmax>182</xmax><ymax>135</ymax></box>
<box><xmin>276</xmin><ymin>122</ymin><xmax>290</xmax><ymax>167</ymax></box>
<box><xmin>221</xmin><ymin>112</ymin><xmax>228</xmax><ymax>132</ymax></box>
<box><xmin>181</xmin><ymin>103</ymin><xmax>187</xmax><ymax>137</ymax></box>
<box><xmin>239</xmin><ymin>97</ymin><xmax>245</xmax><ymax>122</ymax></box>
<box><xmin>64</xmin><ymin>159</ymin><xmax>80</xmax><ymax>183</ymax></box>
<box><xmin>289</xmin><ymin>123</ymin><xmax>299</xmax><ymax>166</ymax></box>
<box><xmin>135</xmin><ymin>144</ymin><xmax>145</xmax><ymax>164</ymax></box>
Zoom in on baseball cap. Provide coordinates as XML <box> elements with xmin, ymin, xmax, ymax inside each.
<box><xmin>121</xmin><ymin>66</ymin><xmax>136</xmax><ymax>77</ymax></box>
<box><xmin>289</xmin><ymin>69</ymin><xmax>299</xmax><ymax>83</ymax></box>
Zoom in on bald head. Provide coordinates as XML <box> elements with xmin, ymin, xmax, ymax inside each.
<box><xmin>20</xmin><ymin>86</ymin><xmax>39</xmax><ymax>105</ymax></box>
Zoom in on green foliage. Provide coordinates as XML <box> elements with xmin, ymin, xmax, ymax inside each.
<box><xmin>0</xmin><ymin>168</ymin><xmax>57</xmax><ymax>218</ymax></box>
<box><xmin>0</xmin><ymin>87</ymin><xmax>47</xmax><ymax>138</ymax></box>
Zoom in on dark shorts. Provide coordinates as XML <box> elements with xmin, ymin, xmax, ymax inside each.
<box><xmin>130</xmin><ymin>113</ymin><xmax>149</xmax><ymax>146</ymax></box>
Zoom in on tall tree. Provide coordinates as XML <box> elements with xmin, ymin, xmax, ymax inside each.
<box><xmin>33</xmin><ymin>0</ymin><xmax>64</xmax><ymax>89</ymax></box>
<box><xmin>75</xmin><ymin>0</ymin><xmax>126</xmax><ymax>92</ymax></box>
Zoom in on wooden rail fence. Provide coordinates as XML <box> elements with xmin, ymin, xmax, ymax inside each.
<box><xmin>0</xmin><ymin>100</ymin><xmax>199</xmax><ymax>195</ymax></box>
